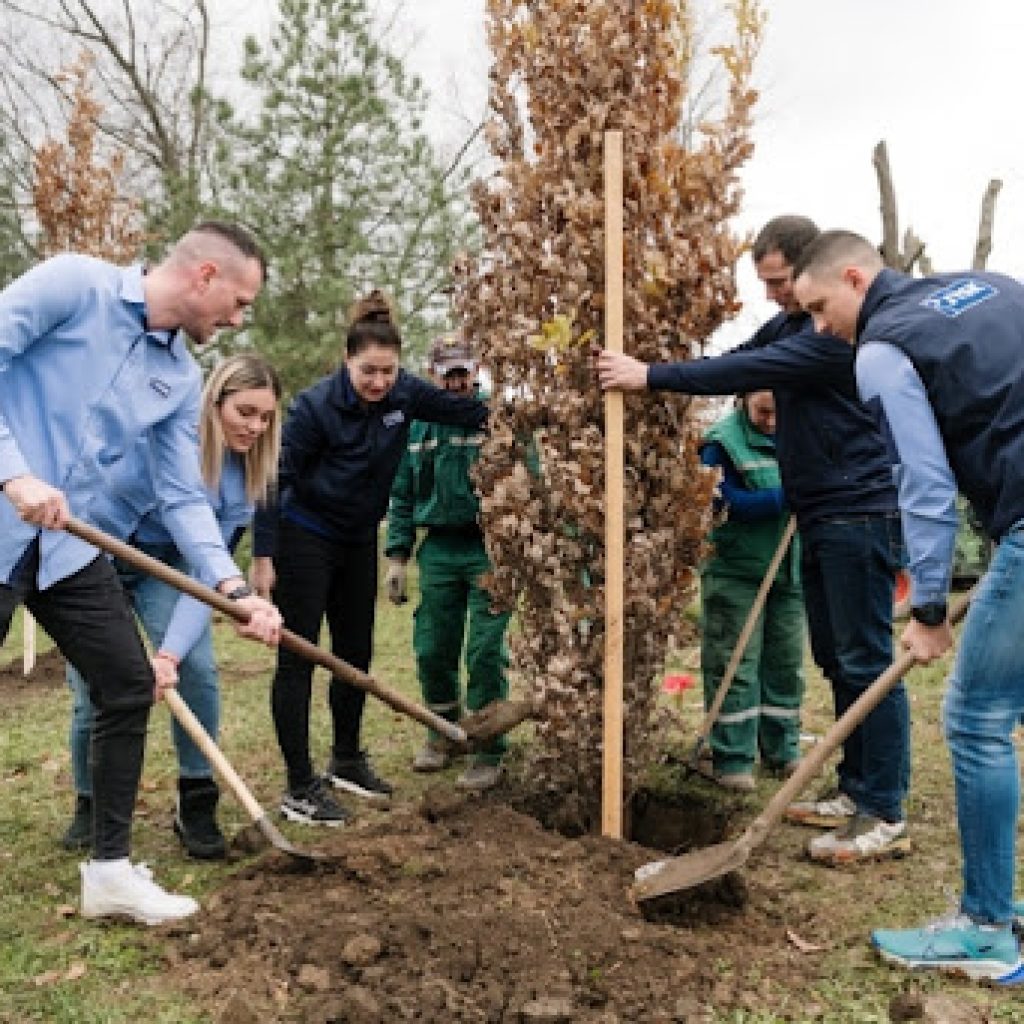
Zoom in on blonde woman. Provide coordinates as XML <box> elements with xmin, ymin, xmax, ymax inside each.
<box><xmin>63</xmin><ymin>353</ymin><xmax>281</xmax><ymax>859</ymax></box>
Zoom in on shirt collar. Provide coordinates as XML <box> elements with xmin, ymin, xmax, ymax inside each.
<box><xmin>118</xmin><ymin>262</ymin><xmax>182</xmax><ymax>356</ymax></box>
<box><xmin>855</xmin><ymin>268</ymin><xmax>902</xmax><ymax>345</ymax></box>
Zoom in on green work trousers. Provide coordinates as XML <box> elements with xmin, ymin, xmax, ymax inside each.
<box><xmin>414</xmin><ymin>532</ymin><xmax>510</xmax><ymax>763</ymax></box>
<box><xmin>700</xmin><ymin>571</ymin><xmax>805</xmax><ymax>776</ymax></box>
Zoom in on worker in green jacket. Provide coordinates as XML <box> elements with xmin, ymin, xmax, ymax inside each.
<box><xmin>384</xmin><ymin>335</ymin><xmax>510</xmax><ymax>791</ymax></box>
<box><xmin>699</xmin><ymin>390</ymin><xmax>805</xmax><ymax>790</ymax></box>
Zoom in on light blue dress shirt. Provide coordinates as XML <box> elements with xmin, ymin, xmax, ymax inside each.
<box><xmin>0</xmin><ymin>253</ymin><xmax>239</xmax><ymax>589</ymax></box>
<box><xmin>134</xmin><ymin>454</ymin><xmax>253</xmax><ymax>659</ymax></box>
<box><xmin>855</xmin><ymin>341</ymin><xmax>958</xmax><ymax>605</ymax></box>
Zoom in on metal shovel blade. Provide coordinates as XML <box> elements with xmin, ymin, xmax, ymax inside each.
<box><xmin>253</xmin><ymin>814</ymin><xmax>323</xmax><ymax>866</ymax></box>
<box><xmin>633</xmin><ymin>838</ymin><xmax>750</xmax><ymax>901</ymax></box>
<box><xmin>630</xmin><ymin>591</ymin><xmax>974</xmax><ymax>903</ymax></box>
<box><xmin>458</xmin><ymin>698</ymin><xmax>540</xmax><ymax>745</ymax></box>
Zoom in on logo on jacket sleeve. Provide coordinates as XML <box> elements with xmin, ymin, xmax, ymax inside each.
<box><xmin>920</xmin><ymin>278</ymin><xmax>997</xmax><ymax>318</ymax></box>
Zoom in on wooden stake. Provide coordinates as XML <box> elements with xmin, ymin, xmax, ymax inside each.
<box><xmin>22</xmin><ymin>608</ymin><xmax>36</xmax><ymax>676</ymax></box>
<box><xmin>602</xmin><ymin>129</ymin><xmax>625</xmax><ymax>839</ymax></box>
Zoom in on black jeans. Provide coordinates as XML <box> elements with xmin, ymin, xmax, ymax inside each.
<box><xmin>1</xmin><ymin>544</ymin><xmax>153</xmax><ymax>858</ymax></box>
<box><xmin>269</xmin><ymin>518</ymin><xmax>377</xmax><ymax>791</ymax></box>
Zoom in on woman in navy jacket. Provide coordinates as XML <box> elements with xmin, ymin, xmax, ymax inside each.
<box><xmin>251</xmin><ymin>292</ymin><xmax>487</xmax><ymax>825</ymax></box>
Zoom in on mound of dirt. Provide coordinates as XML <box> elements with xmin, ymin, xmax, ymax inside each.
<box><xmin>158</xmin><ymin>792</ymin><xmax>821</xmax><ymax>1024</ymax></box>
<box><xmin>0</xmin><ymin>647</ymin><xmax>65</xmax><ymax>703</ymax></box>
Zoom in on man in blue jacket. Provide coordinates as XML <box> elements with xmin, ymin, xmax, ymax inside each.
<box><xmin>0</xmin><ymin>221</ymin><xmax>282</xmax><ymax>925</ymax></box>
<box><xmin>598</xmin><ymin>215</ymin><xmax>909</xmax><ymax>866</ymax></box>
<box><xmin>793</xmin><ymin>230</ymin><xmax>1024</xmax><ymax>983</ymax></box>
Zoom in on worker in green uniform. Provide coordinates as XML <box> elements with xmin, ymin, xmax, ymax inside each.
<box><xmin>700</xmin><ymin>390</ymin><xmax>805</xmax><ymax>790</ymax></box>
<box><xmin>384</xmin><ymin>335</ymin><xmax>510</xmax><ymax>791</ymax></box>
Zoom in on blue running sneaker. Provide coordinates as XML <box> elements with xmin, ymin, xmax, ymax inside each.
<box><xmin>872</xmin><ymin>912</ymin><xmax>1024</xmax><ymax>985</ymax></box>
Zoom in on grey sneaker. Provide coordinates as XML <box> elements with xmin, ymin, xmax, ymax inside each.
<box><xmin>807</xmin><ymin>813</ymin><xmax>911</xmax><ymax>865</ymax></box>
<box><xmin>784</xmin><ymin>788</ymin><xmax>857</xmax><ymax>828</ymax></box>
<box><xmin>714</xmin><ymin>771</ymin><xmax>755</xmax><ymax>792</ymax></box>
<box><xmin>456</xmin><ymin>763</ymin><xmax>501</xmax><ymax>792</ymax></box>
<box><xmin>412</xmin><ymin>743</ymin><xmax>450</xmax><ymax>773</ymax></box>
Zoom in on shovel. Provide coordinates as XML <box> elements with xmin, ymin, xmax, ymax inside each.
<box><xmin>633</xmin><ymin>590</ymin><xmax>972</xmax><ymax>901</ymax></box>
<box><xmin>162</xmin><ymin>688</ymin><xmax>320</xmax><ymax>865</ymax></box>
<box><xmin>688</xmin><ymin>516</ymin><xmax>797</xmax><ymax>776</ymax></box>
<box><xmin>64</xmin><ymin>517</ymin><xmax>470</xmax><ymax>747</ymax></box>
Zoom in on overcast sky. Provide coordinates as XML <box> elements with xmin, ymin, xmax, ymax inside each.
<box><xmin>390</xmin><ymin>0</ymin><xmax>1024</xmax><ymax>342</ymax></box>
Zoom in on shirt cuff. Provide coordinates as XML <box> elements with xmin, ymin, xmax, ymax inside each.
<box><xmin>0</xmin><ymin>445</ymin><xmax>31</xmax><ymax>486</ymax></box>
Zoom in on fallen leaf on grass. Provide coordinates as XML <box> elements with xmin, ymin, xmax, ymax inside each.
<box><xmin>785</xmin><ymin>928</ymin><xmax>824</xmax><ymax>953</ymax></box>
<box><xmin>33</xmin><ymin>961</ymin><xmax>88</xmax><ymax>986</ymax></box>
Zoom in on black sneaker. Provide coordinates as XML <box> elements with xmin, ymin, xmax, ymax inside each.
<box><xmin>61</xmin><ymin>794</ymin><xmax>92</xmax><ymax>851</ymax></box>
<box><xmin>325</xmin><ymin>751</ymin><xmax>393</xmax><ymax>804</ymax></box>
<box><xmin>174</xmin><ymin>777</ymin><xmax>227</xmax><ymax>860</ymax></box>
<box><xmin>280</xmin><ymin>778</ymin><xmax>351</xmax><ymax>827</ymax></box>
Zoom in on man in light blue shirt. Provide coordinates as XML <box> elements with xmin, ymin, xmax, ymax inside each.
<box><xmin>0</xmin><ymin>221</ymin><xmax>282</xmax><ymax>926</ymax></box>
<box><xmin>794</xmin><ymin>230</ymin><xmax>1024</xmax><ymax>985</ymax></box>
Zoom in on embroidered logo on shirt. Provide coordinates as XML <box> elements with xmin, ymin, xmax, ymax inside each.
<box><xmin>149</xmin><ymin>377</ymin><xmax>171</xmax><ymax>398</ymax></box>
<box><xmin>920</xmin><ymin>278</ymin><xmax>997</xmax><ymax>318</ymax></box>
<box><xmin>382</xmin><ymin>410</ymin><xmax>405</xmax><ymax>428</ymax></box>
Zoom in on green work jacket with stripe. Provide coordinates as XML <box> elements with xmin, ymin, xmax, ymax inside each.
<box><xmin>701</xmin><ymin>407</ymin><xmax>799</xmax><ymax>585</ymax></box>
<box><xmin>384</xmin><ymin>417</ymin><xmax>486</xmax><ymax>559</ymax></box>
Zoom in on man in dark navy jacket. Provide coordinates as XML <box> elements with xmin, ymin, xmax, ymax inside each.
<box><xmin>793</xmin><ymin>230</ymin><xmax>1024</xmax><ymax>983</ymax></box>
<box><xmin>598</xmin><ymin>215</ymin><xmax>910</xmax><ymax>866</ymax></box>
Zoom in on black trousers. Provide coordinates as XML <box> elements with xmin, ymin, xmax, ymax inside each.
<box><xmin>269</xmin><ymin>518</ymin><xmax>377</xmax><ymax>791</ymax></box>
<box><xmin>1</xmin><ymin>544</ymin><xmax>153</xmax><ymax>859</ymax></box>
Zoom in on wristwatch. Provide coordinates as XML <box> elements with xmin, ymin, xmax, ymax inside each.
<box><xmin>225</xmin><ymin>583</ymin><xmax>254</xmax><ymax>601</ymax></box>
<box><xmin>911</xmin><ymin>602</ymin><xmax>947</xmax><ymax>627</ymax></box>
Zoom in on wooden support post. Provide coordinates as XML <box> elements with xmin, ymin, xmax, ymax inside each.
<box><xmin>22</xmin><ymin>608</ymin><xmax>36</xmax><ymax>676</ymax></box>
<box><xmin>602</xmin><ymin>129</ymin><xmax>625</xmax><ymax>839</ymax></box>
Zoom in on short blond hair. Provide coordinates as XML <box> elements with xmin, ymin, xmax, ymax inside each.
<box><xmin>199</xmin><ymin>353</ymin><xmax>281</xmax><ymax>503</ymax></box>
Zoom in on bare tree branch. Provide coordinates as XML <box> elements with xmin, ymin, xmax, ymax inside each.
<box><xmin>972</xmin><ymin>177</ymin><xmax>1002</xmax><ymax>271</ymax></box>
<box><xmin>872</xmin><ymin>140</ymin><xmax>901</xmax><ymax>269</ymax></box>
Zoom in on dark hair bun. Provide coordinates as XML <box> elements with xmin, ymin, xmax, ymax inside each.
<box><xmin>348</xmin><ymin>289</ymin><xmax>394</xmax><ymax>327</ymax></box>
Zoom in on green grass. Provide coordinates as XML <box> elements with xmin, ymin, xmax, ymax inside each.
<box><xmin>3</xmin><ymin>582</ymin><xmax>1024</xmax><ymax>1021</ymax></box>
<box><xmin>0</xmin><ymin>557</ymin><xmax>471</xmax><ymax>1023</ymax></box>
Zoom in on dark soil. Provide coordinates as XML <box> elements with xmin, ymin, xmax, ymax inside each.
<box><xmin>156</xmin><ymin>786</ymin><xmax>832</xmax><ymax>1024</ymax></box>
<box><xmin>0</xmin><ymin>648</ymin><xmax>65</xmax><ymax>704</ymax></box>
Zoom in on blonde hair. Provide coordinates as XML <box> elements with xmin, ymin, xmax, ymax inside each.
<box><xmin>199</xmin><ymin>353</ymin><xmax>282</xmax><ymax>503</ymax></box>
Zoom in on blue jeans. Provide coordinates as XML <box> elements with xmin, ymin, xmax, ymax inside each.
<box><xmin>67</xmin><ymin>544</ymin><xmax>219</xmax><ymax>795</ymax></box>
<box><xmin>800</xmin><ymin>513</ymin><xmax>909</xmax><ymax>822</ymax></box>
<box><xmin>944</xmin><ymin>529</ymin><xmax>1024</xmax><ymax>925</ymax></box>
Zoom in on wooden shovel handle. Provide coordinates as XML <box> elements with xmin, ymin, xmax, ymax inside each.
<box><xmin>163</xmin><ymin>688</ymin><xmax>265</xmax><ymax>822</ymax></box>
<box><xmin>692</xmin><ymin>515</ymin><xmax>797</xmax><ymax>757</ymax></box>
<box><xmin>740</xmin><ymin>590</ymin><xmax>972</xmax><ymax>854</ymax></box>
<box><xmin>65</xmin><ymin>517</ymin><xmax>468</xmax><ymax>745</ymax></box>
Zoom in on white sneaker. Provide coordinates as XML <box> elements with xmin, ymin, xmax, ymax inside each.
<box><xmin>807</xmin><ymin>814</ymin><xmax>911</xmax><ymax>865</ymax></box>
<box><xmin>80</xmin><ymin>860</ymin><xmax>199</xmax><ymax>926</ymax></box>
<box><xmin>784</xmin><ymin>789</ymin><xmax>857</xmax><ymax>828</ymax></box>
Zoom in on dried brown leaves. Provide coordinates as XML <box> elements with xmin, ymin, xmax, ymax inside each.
<box><xmin>454</xmin><ymin>1</ymin><xmax>761</xmax><ymax>815</ymax></box>
<box><xmin>33</xmin><ymin>53</ymin><xmax>146</xmax><ymax>262</ymax></box>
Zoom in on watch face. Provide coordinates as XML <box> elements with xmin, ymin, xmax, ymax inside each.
<box><xmin>913</xmin><ymin>603</ymin><xmax>946</xmax><ymax>627</ymax></box>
